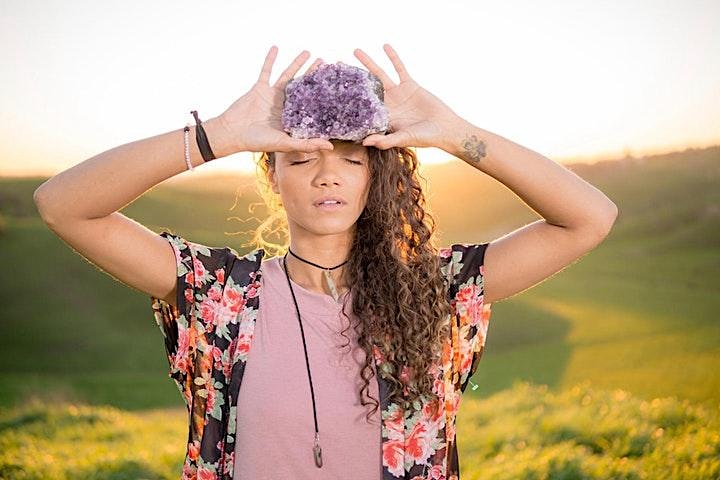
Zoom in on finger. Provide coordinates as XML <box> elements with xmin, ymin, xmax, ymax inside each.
<box><xmin>304</xmin><ymin>58</ymin><xmax>324</xmax><ymax>75</ymax></box>
<box><xmin>382</xmin><ymin>43</ymin><xmax>412</xmax><ymax>83</ymax></box>
<box><xmin>309</xmin><ymin>139</ymin><xmax>335</xmax><ymax>151</ymax></box>
<box><xmin>362</xmin><ymin>130</ymin><xmax>410</xmax><ymax>150</ymax></box>
<box><xmin>361</xmin><ymin>134</ymin><xmax>382</xmax><ymax>146</ymax></box>
<box><xmin>258</xmin><ymin>45</ymin><xmax>278</xmax><ymax>84</ymax></box>
<box><xmin>282</xmin><ymin>138</ymin><xmax>335</xmax><ymax>153</ymax></box>
<box><xmin>273</xmin><ymin>50</ymin><xmax>312</xmax><ymax>88</ymax></box>
<box><xmin>353</xmin><ymin>47</ymin><xmax>396</xmax><ymax>90</ymax></box>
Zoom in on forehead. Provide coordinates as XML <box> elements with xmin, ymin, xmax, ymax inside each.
<box><xmin>280</xmin><ymin>140</ymin><xmax>369</xmax><ymax>160</ymax></box>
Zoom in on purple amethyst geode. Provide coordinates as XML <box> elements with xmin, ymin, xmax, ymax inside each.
<box><xmin>281</xmin><ymin>62</ymin><xmax>389</xmax><ymax>142</ymax></box>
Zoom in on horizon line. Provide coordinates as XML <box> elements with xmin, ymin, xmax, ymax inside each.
<box><xmin>2</xmin><ymin>141</ymin><xmax>718</xmax><ymax>180</ymax></box>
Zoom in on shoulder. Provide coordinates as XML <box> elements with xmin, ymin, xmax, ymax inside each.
<box><xmin>226</xmin><ymin>246</ymin><xmax>266</xmax><ymax>286</ymax></box>
<box><xmin>438</xmin><ymin>243</ymin><xmax>489</xmax><ymax>279</ymax></box>
<box><xmin>158</xmin><ymin>230</ymin><xmax>266</xmax><ymax>284</ymax></box>
<box><xmin>229</xmin><ymin>246</ymin><xmax>266</xmax><ymax>265</ymax></box>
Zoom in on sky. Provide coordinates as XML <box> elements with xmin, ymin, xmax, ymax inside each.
<box><xmin>1</xmin><ymin>0</ymin><xmax>718</xmax><ymax>178</ymax></box>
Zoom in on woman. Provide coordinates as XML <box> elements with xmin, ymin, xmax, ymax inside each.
<box><xmin>34</xmin><ymin>44</ymin><xmax>618</xmax><ymax>480</ymax></box>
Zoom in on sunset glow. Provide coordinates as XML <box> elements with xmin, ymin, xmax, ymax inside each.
<box><xmin>1</xmin><ymin>0</ymin><xmax>718</xmax><ymax>178</ymax></box>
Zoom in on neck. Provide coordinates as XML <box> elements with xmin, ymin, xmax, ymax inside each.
<box><xmin>284</xmin><ymin>237</ymin><xmax>352</xmax><ymax>296</ymax></box>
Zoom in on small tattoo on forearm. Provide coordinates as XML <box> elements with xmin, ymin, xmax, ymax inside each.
<box><xmin>461</xmin><ymin>134</ymin><xmax>487</xmax><ymax>165</ymax></box>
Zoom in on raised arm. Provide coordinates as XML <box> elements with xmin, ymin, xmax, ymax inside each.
<box><xmin>34</xmin><ymin>117</ymin><xmax>233</xmax><ymax>222</ymax></box>
<box><xmin>354</xmin><ymin>44</ymin><xmax>618</xmax><ymax>304</ymax></box>
<box><xmin>437</xmin><ymin>119</ymin><xmax>618</xmax><ymax>304</ymax></box>
<box><xmin>33</xmin><ymin>46</ymin><xmax>333</xmax><ymax>306</ymax></box>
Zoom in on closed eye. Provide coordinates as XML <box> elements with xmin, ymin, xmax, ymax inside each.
<box><xmin>289</xmin><ymin>159</ymin><xmax>363</xmax><ymax>165</ymax></box>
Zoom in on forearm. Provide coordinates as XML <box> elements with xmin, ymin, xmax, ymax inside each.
<box><xmin>34</xmin><ymin>117</ymin><xmax>234</xmax><ymax>221</ymax></box>
<box><xmin>440</xmin><ymin>117</ymin><xmax>618</xmax><ymax>233</ymax></box>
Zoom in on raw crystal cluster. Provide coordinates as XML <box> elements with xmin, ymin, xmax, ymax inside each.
<box><xmin>282</xmin><ymin>62</ymin><xmax>389</xmax><ymax>142</ymax></box>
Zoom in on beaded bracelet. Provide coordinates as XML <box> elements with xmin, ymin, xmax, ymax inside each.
<box><xmin>183</xmin><ymin>124</ymin><xmax>194</xmax><ymax>171</ymax></box>
<box><xmin>182</xmin><ymin>110</ymin><xmax>217</xmax><ymax>171</ymax></box>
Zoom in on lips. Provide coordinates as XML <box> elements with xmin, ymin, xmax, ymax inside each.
<box><xmin>315</xmin><ymin>202</ymin><xmax>344</xmax><ymax>211</ymax></box>
<box><xmin>314</xmin><ymin>196</ymin><xmax>346</xmax><ymax>206</ymax></box>
<box><xmin>314</xmin><ymin>195</ymin><xmax>346</xmax><ymax>212</ymax></box>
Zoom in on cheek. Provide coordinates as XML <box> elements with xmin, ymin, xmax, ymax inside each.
<box><xmin>359</xmin><ymin>173</ymin><xmax>371</xmax><ymax>201</ymax></box>
<box><xmin>277</xmin><ymin>178</ymin><xmax>309</xmax><ymax>211</ymax></box>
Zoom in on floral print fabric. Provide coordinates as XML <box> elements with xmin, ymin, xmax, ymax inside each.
<box><xmin>150</xmin><ymin>231</ymin><xmax>492</xmax><ymax>480</ymax></box>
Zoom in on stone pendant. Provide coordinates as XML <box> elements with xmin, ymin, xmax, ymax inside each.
<box><xmin>323</xmin><ymin>269</ymin><xmax>340</xmax><ymax>302</ymax></box>
<box><xmin>313</xmin><ymin>432</ymin><xmax>323</xmax><ymax>467</ymax></box>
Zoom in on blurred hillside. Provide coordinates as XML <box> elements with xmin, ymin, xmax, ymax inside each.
<box><xmin>0</xmin><ymin>145</ymin><xmax>718</xmax><ymax>411</ymax></box>
<box><xmin>5</xmin><ymin>145</ymin><xmax>718</xmax><ymax>250</ymax></box>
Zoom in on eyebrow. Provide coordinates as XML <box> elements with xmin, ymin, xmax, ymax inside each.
<box><xmin>284</xmin><ymin>152</ymin><xmax>303</xmax><ymax>161</ymax></box>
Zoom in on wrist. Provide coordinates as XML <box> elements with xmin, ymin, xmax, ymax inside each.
<box><xmin>204</xmin><ymin>116</ymin><xmax>240</xmax><ymax>158</ymax></box>
<box><xmin>438</xmin><ymin>115</ymin><xmax>472</xmax><ymax>154</ymax></box>
<box><xmin>440</xmin><ymin>117</ymin><xmax>488</xmax><ymax>164</ymax></box>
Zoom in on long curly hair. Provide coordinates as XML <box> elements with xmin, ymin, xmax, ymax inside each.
<box><xmin>247</xmin><ymin>140</ymin><xmax>451</xmax><ymax>422</ymax></box>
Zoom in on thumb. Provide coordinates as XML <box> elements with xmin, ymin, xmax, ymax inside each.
<box><xmin>362</xmin><ymin>130</ymin><xmax>411</xmax><ymax>150</ymax></box>
<box><xmin>361</xmin><ymin>133</ymin><xmax>384</xmax><ymax>146</ymax></box>
<box><xmin>284</xmin><ymin>137</ymin><xmax>335</xmax><ymax>153</ymax></box>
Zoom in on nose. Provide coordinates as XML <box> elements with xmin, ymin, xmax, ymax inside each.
<box><xmin>312</xmin><ymin>157</ymin><xmax>343</xmax><ymax>187</ymax></box>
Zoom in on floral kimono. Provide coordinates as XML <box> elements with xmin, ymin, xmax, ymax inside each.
<box><xmin>150</xmin><ymin>231</ymin><xmax>492</xmax><ymax>480</ymax></box>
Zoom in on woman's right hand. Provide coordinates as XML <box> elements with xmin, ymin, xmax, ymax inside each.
<box><xmin>213</xmin><ymin>46</ymin><xmax>335</xmax><ymax>155</ymax></box>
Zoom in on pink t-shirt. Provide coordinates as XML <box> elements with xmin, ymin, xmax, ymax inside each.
<box><xmin>233</xmin><ymin>256</ymin><xmax>382</xmax><ymax>479</ymax></box>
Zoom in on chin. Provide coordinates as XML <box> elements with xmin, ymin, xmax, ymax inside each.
<box><xmin>299</xmin><ymin>217</ymin><xmax>358</xmax><ymax>236</ymax></box>
<box><xmin>310</xmin><ymin>224</ymin><xmax>356</xmax><ymax>236</ymax></box>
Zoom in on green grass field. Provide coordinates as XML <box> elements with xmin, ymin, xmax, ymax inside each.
<box><xmin>1</xmin><ymin>381</ymin><xmax>717</xmax><ymax>479</ymax></box>
<box><xmin>1</xmin><ymin>146</ymin><xmax>718</xmax><ymax>478</ymax></box>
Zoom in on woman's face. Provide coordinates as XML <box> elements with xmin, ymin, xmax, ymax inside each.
<box><xmin>269</xmin><ymin>141</ymin><xmax>372</xmax><ymax>238</ymax></box>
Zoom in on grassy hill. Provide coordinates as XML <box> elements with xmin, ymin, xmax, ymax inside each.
<box><xmin>1</xmin><ymin>381</ymin><xmax>717</xmax><ymax>479</ymax></box>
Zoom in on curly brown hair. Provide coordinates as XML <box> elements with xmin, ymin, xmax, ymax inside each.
<box><xmin>245</xmin><ymin>140</ymin><xmax>451</xmax><ymax>422</ymax></box>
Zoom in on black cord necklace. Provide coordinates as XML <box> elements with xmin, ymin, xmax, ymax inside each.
<box><xmin>281</xmin><ymin>248</ymin><xmax>349</xmax><ymax>468</ymax></box>
<box><xmin>288</xmin><ymin>248</ymin><xmax>348</xmax><ymax>302</ymax></box>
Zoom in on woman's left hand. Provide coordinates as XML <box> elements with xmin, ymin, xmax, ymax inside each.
<box><xmin>353</xmin><ymin>44</ymin><xmax>463</xmax><ymax>150</ymax></box>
